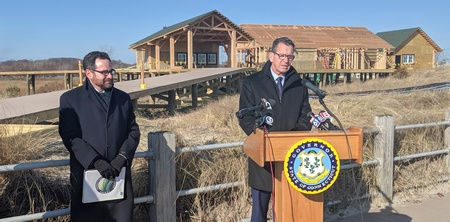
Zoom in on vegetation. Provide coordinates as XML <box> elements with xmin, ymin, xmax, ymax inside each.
<box><xmin>0</xmin><ymin>58</ymin><xmax>135</xmax><ymax>98</ymax></box>
<box><xmin>1</xmin><ymin>66</ymin><xmax>450</xmax><ymax>221</ymax></box>
<box><xmin>0</xmin><ymin>58</ymin><xmax>134</xmax><ymax>72</ymax></box>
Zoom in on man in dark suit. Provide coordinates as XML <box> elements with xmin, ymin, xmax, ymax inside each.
<box><xmin>238</xmin><ymin>37</ymin><xmax>312</xmax><ymax>221</ymax></box>
<box><xmin>59</xmin><ymin>51</ymin><xmax>140</xmax><ymax>222</ymax></box>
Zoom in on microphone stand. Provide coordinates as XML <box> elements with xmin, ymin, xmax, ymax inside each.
<box><xmin>318</xmin><ymin>97</ymin><xmax>345</xmax><ymax>132</ymax></box>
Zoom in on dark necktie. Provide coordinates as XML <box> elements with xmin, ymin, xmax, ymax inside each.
<box><xmin>276</xmin><ymin>77</ymin><xmax>283</xmax><ymax>98</ymax></box>
<box><xmin>99</xmin><ymin>91</ymin><xmax>110</xmax><ymax>110</ymax></box>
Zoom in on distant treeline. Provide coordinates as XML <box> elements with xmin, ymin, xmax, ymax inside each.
<box><xmin>0</xmin><ymin>58</ymin><xmax>134</xmax><ymax>72</ymax></box>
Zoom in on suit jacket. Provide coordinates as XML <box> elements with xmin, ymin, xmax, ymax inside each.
<box><xmin>238</xmin><ymin>61</ymin><xmax>312</xmax><ymax>191</ymax></box>
<box><xmin>59</xmin><ymin>80</ymin><xmax>140</xmax><ymax>222</ymax></box>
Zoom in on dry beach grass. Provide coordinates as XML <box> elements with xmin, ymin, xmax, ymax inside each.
<box><xmin>1</xmin><ymin>66</ymin><xmax>450</xmax><ymax>221</ymax></box>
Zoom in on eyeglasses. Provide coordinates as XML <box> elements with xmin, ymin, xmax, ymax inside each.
<box><xmin>91</xmin><ymin>69</ymin><xmax>116</xmax><ymax>76</ymax></box>
<box><xmin>273</xmin><ymin>52</ymin><xmax>295</xmax><ymax>61</ymax></box>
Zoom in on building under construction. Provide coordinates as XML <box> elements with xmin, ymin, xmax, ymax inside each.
<box><xmin>129</xmin><ymin>10</ymin><xmax>440</xmax><ymax>72</ymax></box>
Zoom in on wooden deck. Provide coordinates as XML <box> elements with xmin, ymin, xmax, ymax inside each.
<box><xmin>0</xmin><ymin>68</ymin><xmax>254</xmax><ymax>124</ymax></box>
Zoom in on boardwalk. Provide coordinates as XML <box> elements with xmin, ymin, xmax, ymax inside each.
<box><xmin>0</xmin><ymin>68</ymin><xmax>253</xmax><ymax>123</ymax></box>
<box><xmin>329</xmin><ymin>189</ymin><xmax>450</xmax><ymax>222</ymax></box>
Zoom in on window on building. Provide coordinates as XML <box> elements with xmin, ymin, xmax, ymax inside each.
<box><xmin>197</xmin><ymin>54</ymin><xmax>207</xmax><ymax>65</ymax></box>
<box><xmin>402</xmin><ymin>54</ymin><xmax>415</xmax><ymax>64</ymax></box>
<box><xmin>207</xmin><ymin>53</ymin><xmax>217</xmax><ymax>65</ymax></box>
<box><xmin>177</xmin><ymin>53</ymin><xmax>187</xmax><ymax>62</ymax></box>
<box><xmin>176</xmin><ymin>53</ymin><xmax>187</xmax><ymax>66</ymax></box>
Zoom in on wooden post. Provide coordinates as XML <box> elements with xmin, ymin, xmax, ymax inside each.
<box><xmin>27</xmin><ymin>74</ymin><xmax>35</xmax><ymax>95</ymax></box>
<box><xmin>212</xmin><ymin>78</ymin><xmax>219</xmax><ymax>99</ymax></box>
<box><xmin>374</xmin><ymin>115</ymin><xmax>394</xmax><ymax>204</ymax></box>
<box><xmin>191</xmin><ymin>84</ymin><xmax>198</xmax><ymax>108</ymax></box>
<box><xmin>236</xmin><ymin>74</ymin><xmax>242</xmax><ymax>94</ymax></box>
<box><xmin>26</xmin><ymin>74</ymin><xmax>30</xmax><ymax>95</ymax></box>
<box><xmin>64</xmin><ymin>73</ymin><xmax>70</xmax><ymax>90</ymax></box>
<box><xmin>118</xmin><ymin>72</ymin><xmax>123</xmax><ymax>82</ymax></box>
<box><xmin>170</xmin><ymin>35</ymin><xmax>175</xmax><ymax>70</ymax></box>
<box><xmin>230</xmin><ymin>31</ymin><xmax>237</xmax><ymax>68</ymax></box>
<box><xmin>445</xmin><ymin>111</ymin><xmax>450</xmax><ymax>173</ymax></box>
<box><xmin>168</xmin><ymin>90</ymin><xmax>176</xmax><ymax>115</ymax></box>
<box><xmin>148</xmin><ymin>131</ymin><xmax>176</xmax><ymax>222</ymax></box>
<box><xmin>226</xmin><ymin>75</ymin><xmax>232</xmax><ymax>94</ymax></box>
<box><xmin>187</xmin><ymin>30</ymin><xmax>193</xmax><ymax>69</ymax></box>
<box><xmin>140</xmin><ymin>61</ymin><xmax>146</xmax><ymax>89</ymax></box>
<box><xmin>78</xmin><ymin>60</ymin><xmax>83</xmax><ymax>86</ymax></box>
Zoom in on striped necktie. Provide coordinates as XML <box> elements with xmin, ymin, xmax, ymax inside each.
<box><xmin>276</xmin><ymin>77</ymin><xmax>283</xmax><ymax>98</ymax></box>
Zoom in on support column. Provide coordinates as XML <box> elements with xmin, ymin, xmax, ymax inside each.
<box><xmin>155</xmin><ymin>41</ymin><xmax>161</xmax><ymax>70</ymax></box>
<box><xmin>170</xmin><ymin>35</ymin><xmax>175</xmax><ymax>70</ymax></box>
<box><xmin>230</xmin><ymin>31</ymin><xmax>237</xmax><ymax>68</ymax></box>
<box><xmin>187</xmin><ymin>29</ymin><xmax>193</xmax><ymax>69</ymax></box>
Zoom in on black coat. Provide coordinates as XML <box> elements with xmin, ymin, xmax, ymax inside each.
<box><xmin>238</xmin><ymin>61</ymin><xmax>312</xmax><ymax>191</ymax></box>
<box><xmin>59</xmin><ymin>80</ymin><xmax>140</xmax><ymax>222</ymax></box>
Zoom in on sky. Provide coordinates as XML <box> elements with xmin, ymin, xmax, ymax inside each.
<box><xmin>1</xmin><ymin>0</ymin><xmax>449</xmax><ymax>65</ymax></box>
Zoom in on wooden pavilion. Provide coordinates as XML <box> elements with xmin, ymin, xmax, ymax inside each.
<box><xmin>130</xmin><ymin>10</ymin><xmax>395</xmax><ymax>73</ymax></box>
<box><xmin>129</xmin><ymin>10</ymin><xmax>253</xmax><ymax>70</ymax></box>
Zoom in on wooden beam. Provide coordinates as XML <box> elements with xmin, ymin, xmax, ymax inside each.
<box><xmin>155</xmin><ymin>41</ymin><xmax>161</xmax><ymax>70</ymax></box>
<box><xmin>187</xmin><ymin>29</ymin><xmax>193</xmax><ymax>69</ymax></box>
<box><xmin>231</xmin><ymin>31</ymin><xmax>237</xmax><ymax>68</ymax></box>
<box><xmin>170</xmin><ymin>35</ymin><xmax>175</xmax><ymax>70</ymax></box>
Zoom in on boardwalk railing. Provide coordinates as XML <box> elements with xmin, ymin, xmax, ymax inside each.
<box><xmin>0</xmin><ymin>67</ymin><xmax>188</xmax><ymax>95</ymax></box>
<box><xmin>1</xmin><ymin>113</ymin><xmax>449</xmax><ymax>221</ymax></box>
<box><xmin>0</xmin><ymin>68</ymin><xmax>255</xmax><ymax>124</ymax></box>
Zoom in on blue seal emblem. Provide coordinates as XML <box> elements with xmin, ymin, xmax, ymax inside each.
<box><xmin>284</xmin><ymin>138</ymin><xmax>340</xmax><ymax>194</ymax></box>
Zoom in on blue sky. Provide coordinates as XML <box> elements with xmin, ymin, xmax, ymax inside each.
<box><xmin>1</xmin><ymin>0</ymin><xmax>448</xmax><ymax>64</ymax></box>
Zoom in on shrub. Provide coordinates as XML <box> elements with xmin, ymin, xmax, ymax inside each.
<box><xmin>392</xmin><ymin>67</ymin><xmax>410</xmax><ymax>79</ymax></box>
<box><xmin>5</xmin><ymin>85</ymin><xmax>20</xmax><ymax>97</ymax></box>
<box><xmin>38</xmin><ymin>82</ymin><xmax>65</xmax><ymax>93</ymax></box>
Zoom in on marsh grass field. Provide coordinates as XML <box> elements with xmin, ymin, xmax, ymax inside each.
<box><xmin>1</xmin><ymin>66</ymin><xmax>450</xmax><ymax>221</ymax></box>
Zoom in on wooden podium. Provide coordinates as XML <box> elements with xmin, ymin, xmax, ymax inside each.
<box><xmin>243</xmin><ymin>127</ymin><xmax>363</xmax><ymax>222</ymax></box>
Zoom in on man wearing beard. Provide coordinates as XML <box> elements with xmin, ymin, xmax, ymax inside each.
<box><xmin>59</xmin><ymin>51</ymin><xmax>140</xmax><ymax>222</ymax></box>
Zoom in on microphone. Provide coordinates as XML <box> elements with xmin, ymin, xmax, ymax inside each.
<box><xmin>308</xmin><ymin>112</ymin><xmax>328</xmax><ymax>130</ymax></box>
<box><xmin>261</xmin><ymin>98</ymin><xmax>273</xmax><ymax>111</ymax></box>
<box><xmin>301</xmin><ymin>79</ymin><xmax>326</xmax><ymax>99</ymax></box>
<box><xmin>318</xmin><ymin>111</ymin><xmax>340</xmax><ymax>130</ymax></box>
<box><xmin>236</xmin><ymin>98</ymin><xmax>276</xmax><ymax>119</ymax></box>
<box><xmin>259</xmin><ymin>113</ymin><xmax>274</xmax><ymax>129</ymax></box>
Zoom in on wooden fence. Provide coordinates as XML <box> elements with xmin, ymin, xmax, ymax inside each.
<box><xmin>1</xmin><ymin>113</ymin><xmax>449</xmax><ymax>221</ymax></box>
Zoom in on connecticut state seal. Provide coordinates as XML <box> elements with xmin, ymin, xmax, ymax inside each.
<box><xmin>284</xmin><ymin>138</ymin><xmax>340</xmax><ymax>194</ymax></box>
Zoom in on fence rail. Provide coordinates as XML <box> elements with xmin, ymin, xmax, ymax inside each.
<box><xmin>1</xmin><ymin>113</ymin><xmax>450</xmax><ymax>221</ymax></box>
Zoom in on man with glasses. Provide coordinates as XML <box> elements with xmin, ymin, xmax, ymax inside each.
<box><xmin>238</xmin><ymin>37</ymin><xmax>312</xmax><ymax>221</ymax></box>
<box><xmin>59</xmin><ymin>51</ymin><xmax>140</xmax><ymax>222</ymax></box>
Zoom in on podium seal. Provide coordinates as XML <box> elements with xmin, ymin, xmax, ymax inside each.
<box><xmin>284</xmin><ymin>138</ymin><xmax>340</xmax><ymax>194</ymax></box>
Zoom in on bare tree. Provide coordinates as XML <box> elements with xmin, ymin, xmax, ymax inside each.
<box><xmin>99</xmin><ymin>45</ymin><xmax>115</xmax><ymax>58</ymax></box>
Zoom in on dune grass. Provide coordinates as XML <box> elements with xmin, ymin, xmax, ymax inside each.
<box><xmin>1</xmin><ymin>66</ymin><xmax>450</xmax><ymax>221</ymax></box>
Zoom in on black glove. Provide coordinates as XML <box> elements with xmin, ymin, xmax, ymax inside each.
<box><xmin>110</xmin><ymin>154</ymin><xmax>127</xmax><ymax>177</ymax></box>
<box><xmin>94</xmin><ymin>159</ymin><xmax>116</xmax><ymax>179</ymax></box>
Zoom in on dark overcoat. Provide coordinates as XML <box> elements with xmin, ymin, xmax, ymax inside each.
<box><xmin>59</xmin><ymin>80</ymin><xmax>140</xmax><ymax>222</ymax></box>
<box><xmin>238</xmin><ymin>61</ymin><xmax>312</xmax><ymax>191</ymax></box>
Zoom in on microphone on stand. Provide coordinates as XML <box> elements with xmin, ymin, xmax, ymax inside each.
<box><xmin>259</xmin><ymin>98</ymin><xmax>275</xmax><ymax>130</ymax></box>
<box><xmin>259</xmin><ymin>113</ymin><xmax>274</xmax><ymax>129</ymax></box>
<box><xmin>301</xmin><ymin>79</ymin><xmax>326</xmax><ymax>99</ymax></box>
<box><xmin>318</xmin><ymin>110</ymin><xmax>340</xmax><ymax>130</ymax></box>
<box><xmin>235</xmin><ymin>98</ymin><xmax>276</xmax><ymax>119</ymax></box>
<box><xmin>308</xmin><ymin>112</ymin><xmax>329</xmax><ymax>131</ymax></box>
